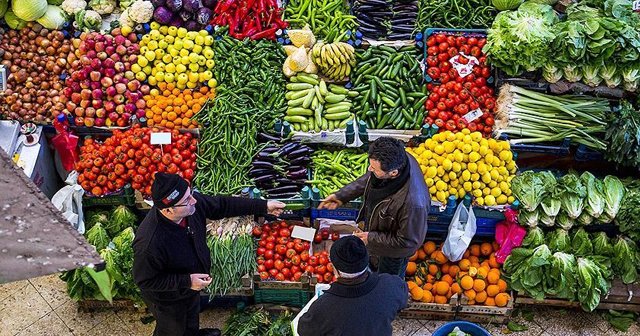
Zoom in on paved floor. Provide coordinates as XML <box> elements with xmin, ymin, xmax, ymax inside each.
<box><xmin>1</xmin><ymin>274</ymin><xmax>639</xmax><ymax>335</ymax></box>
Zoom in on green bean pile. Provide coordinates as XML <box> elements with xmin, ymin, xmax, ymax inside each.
<box><xmin>195</xmin><ymin>35</ymin><xmax>287</xmax><ymax>195</ymax></box>
<box><xmin>414</xmin><ymin>0</ymin><xmax>497</xmax><ymax>32</ymax></box>
<box><xmin>284</xmin><ymin>0</ymin><xmax>357</xmax><ymax>42</ymax></box>
<box><xmin>308</xmin><ymin>149</ymin><xmax>369</xmax><ymax>198</ymax></box>
<box><xmin>207</xmin><ymin>233</ymin><xmax>256</xmax><ymax>296</ymax></box>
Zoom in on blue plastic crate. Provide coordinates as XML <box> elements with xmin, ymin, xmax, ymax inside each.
<box><xmin>575</xmin><ymin>144</ymin><xmax>604</xmax><ymax>161</ymax></box>
<box><xmin>423</xmin><ymin>28</ymin><xmax>490</xmax><ymax>83</ymax></box>
<box><xmin>498</xmin><ymin>134</ymin><xmax>572</xmax><ymax>156</ymax></box>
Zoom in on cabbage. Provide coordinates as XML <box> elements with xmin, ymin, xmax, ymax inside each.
<box><xmin>0</xmin><ymin>0</ymin><xmax>8</xmax><ymax>18</ymax></box>
<box><xmin>540</xmin><ymin>171</ymin><xmax>562</xmax><ymax>217</ymax></box>
<box><xmin>577</xmin><ymin>212</ymin><xmax>594</xmax><ymax>226</ymax></box>
<box><xmin>546</xmin><ymin>252</ymin><xmax>577</xmax><ymax>300</ymax></box>
<box><xmin>511</xmin><ymin>171</ymin><xmax>548</xmax><ymax>212</ymax></box>
<box><xmin>559</xmin><ymin>173</ymin><xmax>586</xmax><ymax>219</ymax></box>
<box><xmin>548</xmin><ymin>229</ymin><xmax>571</xmax><ymax>253</ymax></box>
<box><xmin>602</xmin><ymin>176</ymin><xmax>625</xmax><ymax>221</ymax></box>
<box><xmin>518</xmin><ymin>209</ymin><xmax>539</xmax><ymax>227</ymax></box>
<box><xmin>572</xmin><ymin>228</ymin><xmax>593</xmax><ymax>257</ymax></box>
<box><xmin>106</xmin><ymin>205</ymin><xmax>137</xmax><ymax>237</ymax></box>
<box><xmin>36</xmin><ymin>5</ymin><xmax>67</xmax><ymax>29</ymax></box>
<box><xmin>563</xmin><ymin>64</ymin><xmax>583</xmax><ymax>82</ymax></box>
<box><xmin>4</xmin><ymin>9</ymin><xmax>27</xmax><ymax>29</ymax></box>
<box><xmin>12</xmin><ymin>0</ymin><xmax>48</xmax><ymax>21</ymax></box>
<box><xmin>504</xmin><ymin>245</ymin><xmax>552</xmax><ymax>300</ymax></box>
<box><xmin>577</xmin><ymin>257</ymin><xmax>611</xmax><ymax>312</ymax></box>
<box><xmin>612</xmin><ymin>237</ymin><xmax>638</xmax><ymax>284</ymax></box>
<box><xmin>492</xmin><ymin>0</ymin><xmax>523</xmax><ymax>10</ymax></box>
<box><xmin>85</xmin><ymin>222</ymin><xmax>111</xmax><ymax>252</ymax></box>
<box><xmin>581</xmin><ymin>172</ymin><xmax>606</xmax><ymax>218</ymax></box>
<box><xmin>521</xmin><ymin>227</ymin><xmax>545</xmax><ymax>247</ymax></box>
<box><xmin>538</xmin><ymin>210</ymin><xmax>556</xmax><ymax>227</ymax></box>
<box><xmin>557</xmin><ymin>211</ymin><xmax>574</xmax><ymax>230</ymax></box>
<box><xmin>592</xmin><ymin>231</ymin><xmax>613</xmax><ymax>256</ymax></box>
<box><xmin>542</xmin><ymin>63</ymin><xmax>563</xmax><ymax>83</ymax></box>
<box><xmin>582</xmin><ymin>63</ymin><xmax>603</xmax><ymax>87</ymax></box>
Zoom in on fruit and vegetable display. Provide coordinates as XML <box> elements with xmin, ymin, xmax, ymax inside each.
<box><xmin>284</xmin><ymin>75</ymin><xmax>358</xmax><ymax>132</ymax></box>
<box><xmin>76</xmin><ymin>125</ymin><xmax>197</xmax><ymax>196</ymax></box>
<box><xmin>308</xmin><ymin>149</ymin><xmax>369</xmax><ymax>198</ymax></box>
<box><xmin>407</xmin><ymin>130</ymin><xmax>516</xmax><ymax>205</ymax></box>
<box><xmin>424</xmin><ymin>32</ymin><xmax>495</xmax><ymax>136</ymax></box>
<box><xmin>406</xmin><ymin>241</ymin><xmax>511</xmax><ymax>308</ymax></box>
<box><xmin>352</xmin><ymin>45</ymin><xmax>427</xmax><ymax>130</ymax></box>
<box><xmin>512</xmin><ymin>171</ymin><xmax>625</xmax><ymax>228</ymax></box>
<box><xmin>251</xmin><ymin>141</ymin><xmax>313</xmax><ymax>198</ymax></box>
<box><xmin>253</xmin><ymin>220</ymin><xmax>337</xmax><ymax>284</ymax></box>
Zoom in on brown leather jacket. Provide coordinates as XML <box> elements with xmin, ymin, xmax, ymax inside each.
<box><xmin>335</xmin><ymin>154</ymin><xmax>430</xmax><ymax>258</ymax></box>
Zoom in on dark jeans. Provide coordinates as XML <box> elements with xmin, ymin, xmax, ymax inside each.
<box><xmin>370</xmin><ymin>256</ymin><xmax>409</xmax><ymax>278</ymax></box>
<box><xmin>143</xmin><ymin>293</ymin><xmax>200</xmax><ymax>336</ymax></box>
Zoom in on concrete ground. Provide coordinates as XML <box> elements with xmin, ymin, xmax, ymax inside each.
<box><xmin>1</xmin><ymin>274</ymin><xmax>639</xmax><ymax>336</ymax></box>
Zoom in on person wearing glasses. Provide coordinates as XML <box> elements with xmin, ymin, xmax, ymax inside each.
<box><xmin>133</xmin><ymin>172</ymin><xmax>285</xmax><ymax>336</ymax></box>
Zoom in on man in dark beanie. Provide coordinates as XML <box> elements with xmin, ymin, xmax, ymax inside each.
<box><xmin>297</xmin><ymin>236</ymin><xmax>408</xmax><ymax>336</ymax></box>
<box><xmin>133</xmin><ymin>173</ymin><xmax>285</xmax><ymax>336</ymax></box>
<box><xmin>319</xmin><ymin>137</ymin><xmax>430</xmax><ymax>276</ymax></box>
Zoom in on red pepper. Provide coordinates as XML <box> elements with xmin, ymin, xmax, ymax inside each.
<box><xmin>219</xmin><ymin>0</ymin><xmax>236</xmax><ymax>12</ymax></box>
<box><xmin>254</xmin><ymin>14</ymin><xmax>262</xmax><ymax>31</ymax></box>
<box><xmin>250</xmin><ymin>26</ymin><xmax>278</xmax><ymax>40</ymax></box>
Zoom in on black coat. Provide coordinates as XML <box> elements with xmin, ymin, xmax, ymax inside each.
<box><xmin>132</xmin><ymin>192</ymin><xmax>267</xmax><ymax>304</ymax></box>
<box><xmin>298</xmin><ymin>273</ymin><xmax>408</xmax><ymax>336</ymax></box>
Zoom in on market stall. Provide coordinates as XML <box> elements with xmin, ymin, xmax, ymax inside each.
<box><xmin>1</xmin><ymin>0</ymin><xmax>640</xmax><ymax>333</ymax></box>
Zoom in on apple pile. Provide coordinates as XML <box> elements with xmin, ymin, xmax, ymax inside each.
<box><xmin>58</xmin><ymin>28</ymin><xmax>148</xmax><ymax>127</ymax></box>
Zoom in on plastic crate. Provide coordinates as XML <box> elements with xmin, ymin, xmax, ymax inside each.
<box><xmin>574</xmin><ymin>144</ymin><xmax>604</xmax><ymax>161</ymax></box>
<box><xmin>498</xmin><ymin>134</ymin><xmax>572</xmax><ymax>156</ymax></box>
<box><xmin>249</xmin><ymin>187</ymin><xmax>311</xmax><ymax>219</ymax></box>
<box><xmin>422</xmin><ymin>28</ymin><xmax>489</xmax><ymax>83</ymax></box>
<box><xmin>83</xmin><ymin>184</ymin><xmax>136</xmax><ymax>207</ymax></box>
<box><xmin>253</xmin><ymin>288</ymin><xmax>313</xmax><ymax>307</ymax></box>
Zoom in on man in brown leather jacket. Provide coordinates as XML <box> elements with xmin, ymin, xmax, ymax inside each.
<box><xmin>319</xmin><ymin>137</ymin><xmax>430</xmax><ymax>277</ymax></box>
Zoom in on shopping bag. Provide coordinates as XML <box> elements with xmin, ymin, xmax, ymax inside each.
<box><xmin>442</xmin><ymin>202</ymin><xmax>476</xmax><ymax>262</ymax></box>
<box><xmin>494</xmin><ymin>208</ymin><xmax>526</xmax><ymax>263</ymax></box>
<box><xmin>51</xmin><ymin>171</ymin><xmax>85</xmax><ymax>234</ymax></box>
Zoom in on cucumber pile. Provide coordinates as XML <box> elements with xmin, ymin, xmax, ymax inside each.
<box><xmin>284</xmin><ymin>73</ymin><xmax>359</xmax><ymax>132</ymax></box>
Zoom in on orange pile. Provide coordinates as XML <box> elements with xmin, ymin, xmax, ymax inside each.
<box><xmin>406</xmin><ymin>241</ymin><xmax>510</xmax><ymax>307</ymax></box>
<box><xmin>144</xmin><ymin>83</ymin><xmax>215</xmax><ymax>129</ymax></box>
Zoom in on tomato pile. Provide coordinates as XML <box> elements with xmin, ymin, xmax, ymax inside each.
<box><xmin>254</xmin><ymin>221</ymin><xmax>337</xmax><ymax>284</ymax></box>
<box><xmin>76</xmin><ymin>125</ymin><xmax>197</xmax><ymax>197</ymax></box>
<box><xmin>424</xmin><ymin>33</ymin><xmax>496</xmax><ymax>137</ymax></box>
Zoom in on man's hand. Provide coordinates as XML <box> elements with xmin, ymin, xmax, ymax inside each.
<box><xmin>318</xmin><ymin>194</ymin><xmax>343</xmax><ymax>210</ymax></box>
<box><xmin>267</xmin><ymin>200</ymin><xmax>286</xmax><ymax>217</ymax></box>
<box><xmin>190</xmin><ymin>274</ymin><xmax>212</xmax><ymax>291</ymax></box>
<box><xmin>354</xmin><ymin>231</ymin><xmax>369</xmax><ymax>245</ymax></box>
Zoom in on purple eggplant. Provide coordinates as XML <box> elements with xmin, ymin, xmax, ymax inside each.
<box><xmin>265</xmin><ymin>185</ymin><xmax>301</xmax><ymax>194</ymax></box>
<box><xmin>249</xmin><ymin>169</ymin><xmax>273</xmax><ymax>178</ymax></box>
<box><xmin>153</xmin><ymin>7</ymin><xmax>174</xmax><ymax>25</ymax></box>
<box><xmin>179</xmin><ymin>10</ymin><xmax>192</xmax><ymax>21</ymax></box>
<box><xmin>196</xmin><ymin>8</ymin><xmax>212</xmax><ymax>25</ymax></box>
<box><xmin>286</xmin><ymin>147</ymin><xmax>313</xmax><ymax>160</ymax></box>
<box><xmin>202</xmin><ymin>0</ymin><xmax>217</xmax><ymax>6</ymax></box>
<box><xmin>252</xmin><ymin>161</ymin><xmax>276</xmax><ymax>169</ymax></box>
<box><xmin>166</xmin><ymin>0</ymin><xmax>183</xmax><ymax>12</ymax></box>
<box><xmin>289</xmin><ymin>156</ymin><xmax>311</xmax><ymax>166</ymax></box>
<box><xmin>253</xmin><ymin>174</ymin><xmax>278</xmax><ymax>184</ymax></box>
<box><xmin>258</xmin><ymin>132</ymin><xmax>282</xmax><ymax>143</ymax></box>
<box><xmin>183</xmin><ymin>0</ymin><xmax>203</xmax><ymax>12</ymax></box>
<box><xmin>150</xmin><ymin>0</ymin><xmax>166</xmax><ymax>6</ymax></box>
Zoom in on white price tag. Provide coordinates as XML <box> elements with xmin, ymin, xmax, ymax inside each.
<box><xmin>150</xmin><ymin>132</ymin><xmax>172</xmax><ymax>145</ymax></box>
<box><xmin>450</xmin><ymin>53</ymin><xmax>480</xmax><ymax>78</ymax></box>
<box><xmin>462</xmin><ymin>108</ymin><xmax>483</xmax><ymax>123</ymax></box>
<box><xmin>291</xmin><ymin>226</ymin><xmax>316</xmax><ymax>242</ymax></box>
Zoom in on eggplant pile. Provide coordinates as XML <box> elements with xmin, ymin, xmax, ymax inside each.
<box><xmin>250</xmin><ymin>138</ymin><xmax>313</xmax><ymax>199</ymax></box>
<box><xmin>351</xmin><ymin>0</ymin><xmax>418</xmax><ymax>40</ymax></box>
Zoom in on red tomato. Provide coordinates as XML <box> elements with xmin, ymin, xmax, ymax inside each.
<box><xmin>259</xmin><ymin>272</ymin><xmax>269</xmax><ymax>280</ymax></box>
<box><xmin>300</xmin><ymin>251</ymin><xmax>310</xmax><ymax>262</ymax></box>
<box><xmin>291</xmin><ymin>255</ymin><xmax>301</xmax><ymax>265</ymax></box>
<box><xmin>313</xmin><ymin>234</ymin><xmax>323</xmax><ymax>244</ymax></box>
<box><xmin>265</xmin><ymin>242</ymin><xmax>275</xmax><ymax>250</ymax></box>
<box><xmin>435</xmin><ymin>34</ymin><xmax>446</xmax><ymax>43</ymax></box>
<box><xmin>269</xmin><ymin>269</ymin><xmax>278</xmax><ymax>277</ymax></box>
<box><xmin>305</xmin><ymin>266</ymin><xmax>315</xmax><ymax>273</ymax></box>
<box><xmin>276</xmin><ymin>245</ymin><xmax>287</xmax><ymax>256</ymax></box>
<box><xmin>275</xmin><ymin>273</ymin><xmax>285</xmax><ymax>281</ymax></box>
<box><xmin>265</xmin><ymin>259</ymin><xmax>274</xmax><ymax>270</ymax></box>
<box><xmin>265</xmin><ymin>250</ymin><xmax>274</xmax><ymax>260</ymax></box>
<box><xmin>257</xmin><ymin>265</ymin><xmax>266</xmax><ymax>272</ymax></box>
<box><xmin>279</xmin><ymin>228</ymin><xmax>291</xmax><ymax>238</ymax></box>
<box><xmin>257</xmin><ymin>247</ymin><xmax>266</xmax><ymax>256</ymax></box>
<box><xmin>331</xmin><ymin>232</ymin><xmax>340</xmax><ymax>241</ymax></box>
<box><xmin>294</xmin><ymin>241</ymin><xmax>305</xmax><ymax>253</ymax></box>
<box><xmin>323</xmin><ymin>273</ymin><xmax>333</xmax><ymax>283</ymax></box>
<box><xmin>318</xmin><ymin>256</ymin><xmax>329</xmax><ymax>266</ymax></box>
<box><xmin>274</xmin><ymin>260</ymin><xmax>284</xmax><ymax>270</ymax></box>
<box><xmin>309</xmin><ymin>256</ymin><xmax>318</xmax><ymax>267</ymax></box>
<box><xmin>278</xmin><ymin>237</ymin><xmax>289</xmax><ymax>245</ymax></box>
<box><xmin>286</xmin><ymin>249</ymin><xmax>297</xmax><ymax>259</ymax></box>
<box><xmin>293</xmin><ymin>272</ymin><xmax>303</xmax><ymax>281</ymax></box>
<box><xmin>315</xmin><ymin>265</ymin><xmax>327</xmax><ymax>275</ymax></box>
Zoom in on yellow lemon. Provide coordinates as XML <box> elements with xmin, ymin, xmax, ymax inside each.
<box><xmin>472</xmin><ymin>181</ymin><xmax>482</xmax><ymax>190</ymax></box>
<box><xmin>491</xmin><ymin>187</ymin><xmax>502</xmax><ymax>198</ymax></box>
<box><xmin>471</xmin><ymin>173</ymin><xmax>480</xmax><ymax>182</ymax></box>
<box><xmin>469</xmin><ymin>152</ymin><xmax>480</xmax><ymax>163</ymax></box>
<box><xmin>484</xmin><ymin>195</ymin><xmax>497</xmax><ymax>206</ymax></box>
<box><xmin>426</xmin><ymin>178</ymin><xmax>434</xmax><ymax>187</ymax></box>
<box><xmin>434</xmin><ymin>145</ymin><xmax>445</xmax><ymax>155</ymax></box>
<box><xmin>489</xmin><ymin>181</ymin><xmax>498</xmax><ymax>188</ymax></box>
<box><xmin>443</xmin><ymin>159</ymin><xmax>453</xmax><ymax>171</ymax></box>
<box><xmin>449</xmin><ymin>172</ymin><xmax>457</xmax><ymax>181</ymax></box>
<box><xmin>483</xmin><ymin>188</ymin><xmax>492</xmax><ymax>197</ymax></box>
<box><xmin>476</xmin><ymin>197</ymin><xmax>485</xmax><ymax>206</ymax></box>
<box><xmin>508</xmin><ymin>196</ymin><xmax>516</xmax><ymax>203</ymax></box>
<box><xmin>467</xmin><ymin>162</ymin><xmax>478</xmax><ymax>173</ymax></box>
<box><xmin>463</xmin><ymin>182</ymin><xmax>473</xmax><ymax>192</ymax></box>
<box><xmin>497</xmin><ymin>195</ymin><xmax>508</xmax><ymax>205</ymax></box>
<box><xmin>499</xmin><ymin>150</ymin><xmax>513</xmax><ymax>162</ymax></box>
<box><xmin>482</xmin><ymin>172</ymin><xmax>492</xmax><ymax>184</ymax></box>
<box><xmin>429</xmin><ymin>186</ymin><xmax>437</xmax><ymax>195</ymax></box>
<box><xmin>473</xmin><ymin>189</ymin><xmax>483</xmax><ymax>198</ymax></box>
<box><xmin>452</xmin><ymin>162</ymin><xmax>462</xmax><ymax>173</ymax></box>
<box><xmin>426</xmin><ymin>167</ymin><xmax>437</xmax><ymax>178</ymax></box>
<box><xmin>477</xmin><ymin>163</ymin><xmax>488</xmax><ymax>175</ymax></box>
<box><xmin>462</xmin><ymin>170</ymin><xmax>471</xmax><ymax>181</ymax></box>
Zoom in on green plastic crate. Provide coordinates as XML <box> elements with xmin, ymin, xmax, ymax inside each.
<box><xmin>253</xmin><ymin>288</ymin><xmax>313</xmax><ymax>307</ymax></box>
<box><xmin>83</xmin><ymin>184</ymin><xmax>135</xmax><ymax>207</ymax></box>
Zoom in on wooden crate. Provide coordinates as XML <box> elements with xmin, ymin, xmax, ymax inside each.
<box><xmin>457</xmin><ymin>294</ymin><xmax>514</xmax><ymax>324</ymax></box>
<box><xmin>252</xmin><ymin>272</ymin><xmax>318</xmax><ymax>290</ymax></box>
<box><xmin>78</xmin><ymin>299</ymin><xmax>145</xmax><ymax>313</ymax></box>
<box><xmin>399</xmin><ymin>296</ymin><xmax>458</xmax><ymax>320</ymax></box>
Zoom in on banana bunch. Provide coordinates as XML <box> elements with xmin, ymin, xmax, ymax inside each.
<box><xmin>284</xmin><ymin>73</ymin><xmax>359</xmax><ymax>132</ymax></box>
<box><xmin>312</xmin><ymin>42</ymin><xmax>356</xmax><ymax>81</ymax></box>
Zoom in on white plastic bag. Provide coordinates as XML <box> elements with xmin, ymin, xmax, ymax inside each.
<box><xmin>51</xmin><ymin>171</ymin><xmax>86</xmax><ymax>234</ymax></box>
<box><xmin>442</xmin><ymin>202</ymin><xmax>476</xmax><ymax>262</ymax></box>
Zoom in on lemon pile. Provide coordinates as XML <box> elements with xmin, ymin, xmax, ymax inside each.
<box><xmin>134</xmin><ymin>22</ymin><xmax>217</xmax><ymax>89</ymax></box>
<box><xmin>407</xmin><ymin>130</ymin><xmax>517</xmax><ymax>206</ymax></box>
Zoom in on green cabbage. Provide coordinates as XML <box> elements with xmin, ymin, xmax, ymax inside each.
<box><xmin>559</xmin><ymin>174</ymin><xmax>587</xmax><ymax>219</ymax></box>
<box><xmin>518</xmin><ymin>209</ymin><xmax>539</xmax><ymax>227</ymax></box>
<box><xmin>542</xmin><ymin>63</ymin><xmax>563</xmax><ymax>83</ymax></box>
<box><xmin>577</xmin><ymin>257</ymin><xmax>612</xmax><ymax>312</ymax></box>
<box><xmin>538</xmin><ymin>209</ymin><xmax>556</xmax><ymax>227</ymax></box>
<box><xmin>12</xmin><ymin>0</ymin><xmax>48</xmax><ymax>21</ymax></box>
<box><xmin>540</xmin><ymin>171</ymin><xmax>562</xmax><ymax>217</ymax></box>
<box><xmin>572</xmin><ymin>228</ymin><xmax>594</xmax><ymax>257</ymax></box>
<box><xmin>602</xmin><ymin>176</ymin><xmax>625</xmax><ymax>221</ymax></box>
<box><xmin>107</xmin><ymin>205</ymin><xmax>137</xmax><ymax>237</ymax></box>
<box><xmin>581</xmin><ymin>172</ymin><xmax>606</xmax><ymax>218</ymax></box>
<box><xmin>4</xmin><ymin>9</ymin><xmax>27</xmax><ymax>29</ymax></box>
<box><xmin>612</xmin><ymin>236</ymin><xmax>638</xmax><ymax>284</ymax></box>
<box><xmin>583</xmin><ymin>63</ymin><xmax>604</xmax><ymax>87</ymax></box>
<box><xmin>504</xmin><ymin>245</ymin><xmax>552</xmax><ymax>300</ymax></box>
<box><xmin>592</xmin><ymin>232</ymin><xmax>613</xmax><ymax>256</ymax></box>
<box><xmin>622</xmin><ymin>65</ymin><xmax>640</xmax><ymax>92</ymax></box>
<box><xmin>36</xmin><ymin>5</ymin><xmax>67</xmax><ymax>29</ymax></box>
<box><xmin>557</xmin><ymin>211</ymin><xmax>575</xmax><ymax>230</ymax></box>
<box><xmin>577</xmin><ymin>212</ymin><xmax>594</xmax><ymax>226</ymax></box>
<box><xmin>85</xmin><ymin>222</ymin><xmax>110</xmax><ymax>252</ymax></box>
<box><xmin>563</xmin><ymin>64</ymin><xmax>584</xmax><ymax>82</ymax></box>
<box><xmin>548</xmin><ymin>229</ymin><xmax>572</xmax><ymax>253</ymax></box>
<box><xmin>512</xmin><ymin>171</ymin><xmax>549</xmax><ymax>212</ymax></box>
<box><xmin>546</xmin><ymin>252</ymin><xmax>577</xmax><ymax>300</ymax></box>
<box><xmin>522</xmin><ymin>227</ymin><xmax>545</xmax><ymax>247</ymax></box>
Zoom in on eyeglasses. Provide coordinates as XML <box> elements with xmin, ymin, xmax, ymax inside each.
<box><xmin>172</xmin><ymin>194</ymin><xmax>196</xmax><ymax>208</ymax></box>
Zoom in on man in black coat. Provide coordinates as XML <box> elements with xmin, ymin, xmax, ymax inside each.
<box><xmin>133</xmin><ymin>173</ymin><xmax>285</xmax><ymax>336</ymax></box>
<box><xmin>297</xmin><ymin>236</ymin><xmax>408</xmax><ymax>336</ymax></box>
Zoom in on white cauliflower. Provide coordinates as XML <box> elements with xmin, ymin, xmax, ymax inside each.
<box><xmin>128</xmin><ymin>0</ymin><xmax>153</xmax><ymax>23</ymax></box>
<box><xmin>119</xmin><ymin>0</ymin><xmax>135</xmax><ymax>10</ymax></box>
<box><xmin>118</xmin><ymin>7</ymin><xmax>134</xmax><ymax>27</ymax></box>
<box><xmin>88</xmin><ymin>0</ymin><xmax>116</xmax><ymax>14</ymax></box>
<box><xmin>61</xmin><ymin>0</ymin><xmax>87</xmax><ymax>15</ymax></box>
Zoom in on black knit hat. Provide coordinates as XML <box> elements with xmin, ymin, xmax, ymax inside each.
<box><xmin>330</xmin><ymin>236</ymin><xmax>369</xmax><ymax>274</ymax></box>
<box><xmin>151</xmin><ymin>173</ymin><xmax>189</xmax><ymax>209</ymax></box>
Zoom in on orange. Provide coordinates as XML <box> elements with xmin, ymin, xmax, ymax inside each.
<box><xmin>167</xmin><ymin>111</ymin><xmax>177</xmax><ymax>121</ymax></box>
<box><xmin>476</xmin><ymin>267</ymin><xmax>489</xmax><ymax>280</ymax></box>
<box><xmin>481</xmin><ymin>260</ymin><xmax>491</xmax><ymax>269</ymax></box>
<box><xmin>485</xmin><ymin>297</ymin><xmax>496</xmax><ymax>306</ymax></box>
<box><xmin>425</xmin><ymin>274</ymin><xmax>436</xmax><ymax>284</ymax></box>
<box><xmin>449</xmin><ymin>265</ymin><xmax>460</xmax><ymax>278</ymax></box>
<box><xmin>469</xmin><ymin>256</ymin><xmax>480</xmax><ymax>264</ymax></box>
<box><xmin>463</xmin><ymin>250</ymin><xmax>471</xmax><ymax>259</ymax></box>
<box><xmin>441</xmin><ymin>263</ymin><xmax>450</xmax><ymax>275</ymax></box>
<box><xmin>423</xmin><ymin>241</ymin><xmax>437</xmax><ymax>255</ymax></box>
<box><xmin>410</xmin><ymin>286</ymin><xmax>424</xmax><ymax>301</ymax></box>
<box><xmin>475</xmin><ymin>290</ymin><xmax>487</xmax><ymax>303</ymax></box>
<box><xmin>492</xmin><ymin>241</ymin><xmax>500</xmax><ymax>252</ymax></box>
<box><xmin>423</xmin><ymin>283</ymin><xmax>433</xmax><ymax>292</ymax></box>
<box><xmin>428</xmin><ymin>264</ymin><xmax>439</xmax><ymax>276</ymax></box>
<box><xmin>422</xmin><ymin>291</ymin><xmax>434</xmax><ymax>303</ymax></box>
<box><xmin>409</xmin><ymin>251</ymin><xmax>418</xmax><ymax>262</ymax></box>
<box><xmin>469</xmin><ymin>244</ymin><xmax>481</xmax><ymax>257</ymax></box>
<box><xmin>434</xmin><ymin>295</ymin><xmax>448</xmax><ymax>304</ymax></box>
<box><xmin>458</xmin><ymin>259</ymin><xmax>471</xmax><ymax>271</ymax></box>
<box><xmin>468</xmin><ymin>267</ymin><xmax>478</xmax><ymax>277</ymax></box>
<box><xmin>467</xmin><ymin>299</ymin><xmax>476</xmax><ymax>305</ymax></box>
<box><xmin>441</xmin><ymin>274</ymin><xmax>454</xmax><ymax>286</ymax></box>
<box><xmin>480</xmin><ymin>242</ymin><xmax>493</xmax><ymax>256</ymax></box>
<box><xmin>406</xmin><ymin>262</ymin><xmax>417</xmax><ymax>276</ymax></box>
<box><xmin>497</xmin><ymin>279</ymin><xmax>508</xmax><ymax>293</ymax></box>
<box><xmin>407</xmin><ymin>281</ymin><xmax>418</xmax><ymax>290</ymax></box>
<box><xmin>487</xmin><ymin>271</ymin><xmax>500</xmax><ymax>285</ymax></box>
<box><xmin>473</xmin><ymin>279</ymin><xmax>486</xmax><ymax>292</ymax></box>
<box><xmin>489</xmin><ymin>253</ymin><xmax>500</xmax><ymax>268</ymax></box>
<box><xmin>460</xmin><ymin>276</ymin><xmax>474</xmax><ymax>290</ymax></box>
<box><xmin>417</xmin><ymin>249</ymin><xmax>428</xmax><ymax>261</ymax></box>
<box><xmin>451</xmin><ymin>283</ymin><xmax>462</xmax><ymax>295</ymax></box>
<box><xmin>464</xmin><ymin>289</ymin><xmax>476</xmax><ymax>300</ymax></box>
<box><xmin>415</xmin><ymin>277</ymin><xmax>424</xmax><ymax>287</ymax></box>
<box><xmin>495</xmin><ymin>293</ymin><xmax>510</xmax><ymax>307</ymax></box>
<box><xmin>486</xmin><ymin>285</ymin><xmax>500</xmax><ymax>297</ymax></box>
<box><xmin>435</xmin><ymin>281</ymin><xmax>450</xmax><ymax>296</ymax></box>
<box><xmin>432</xmin><ymin>251</ymin><xmax>448</xmax><ymax>265</ymax></box>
